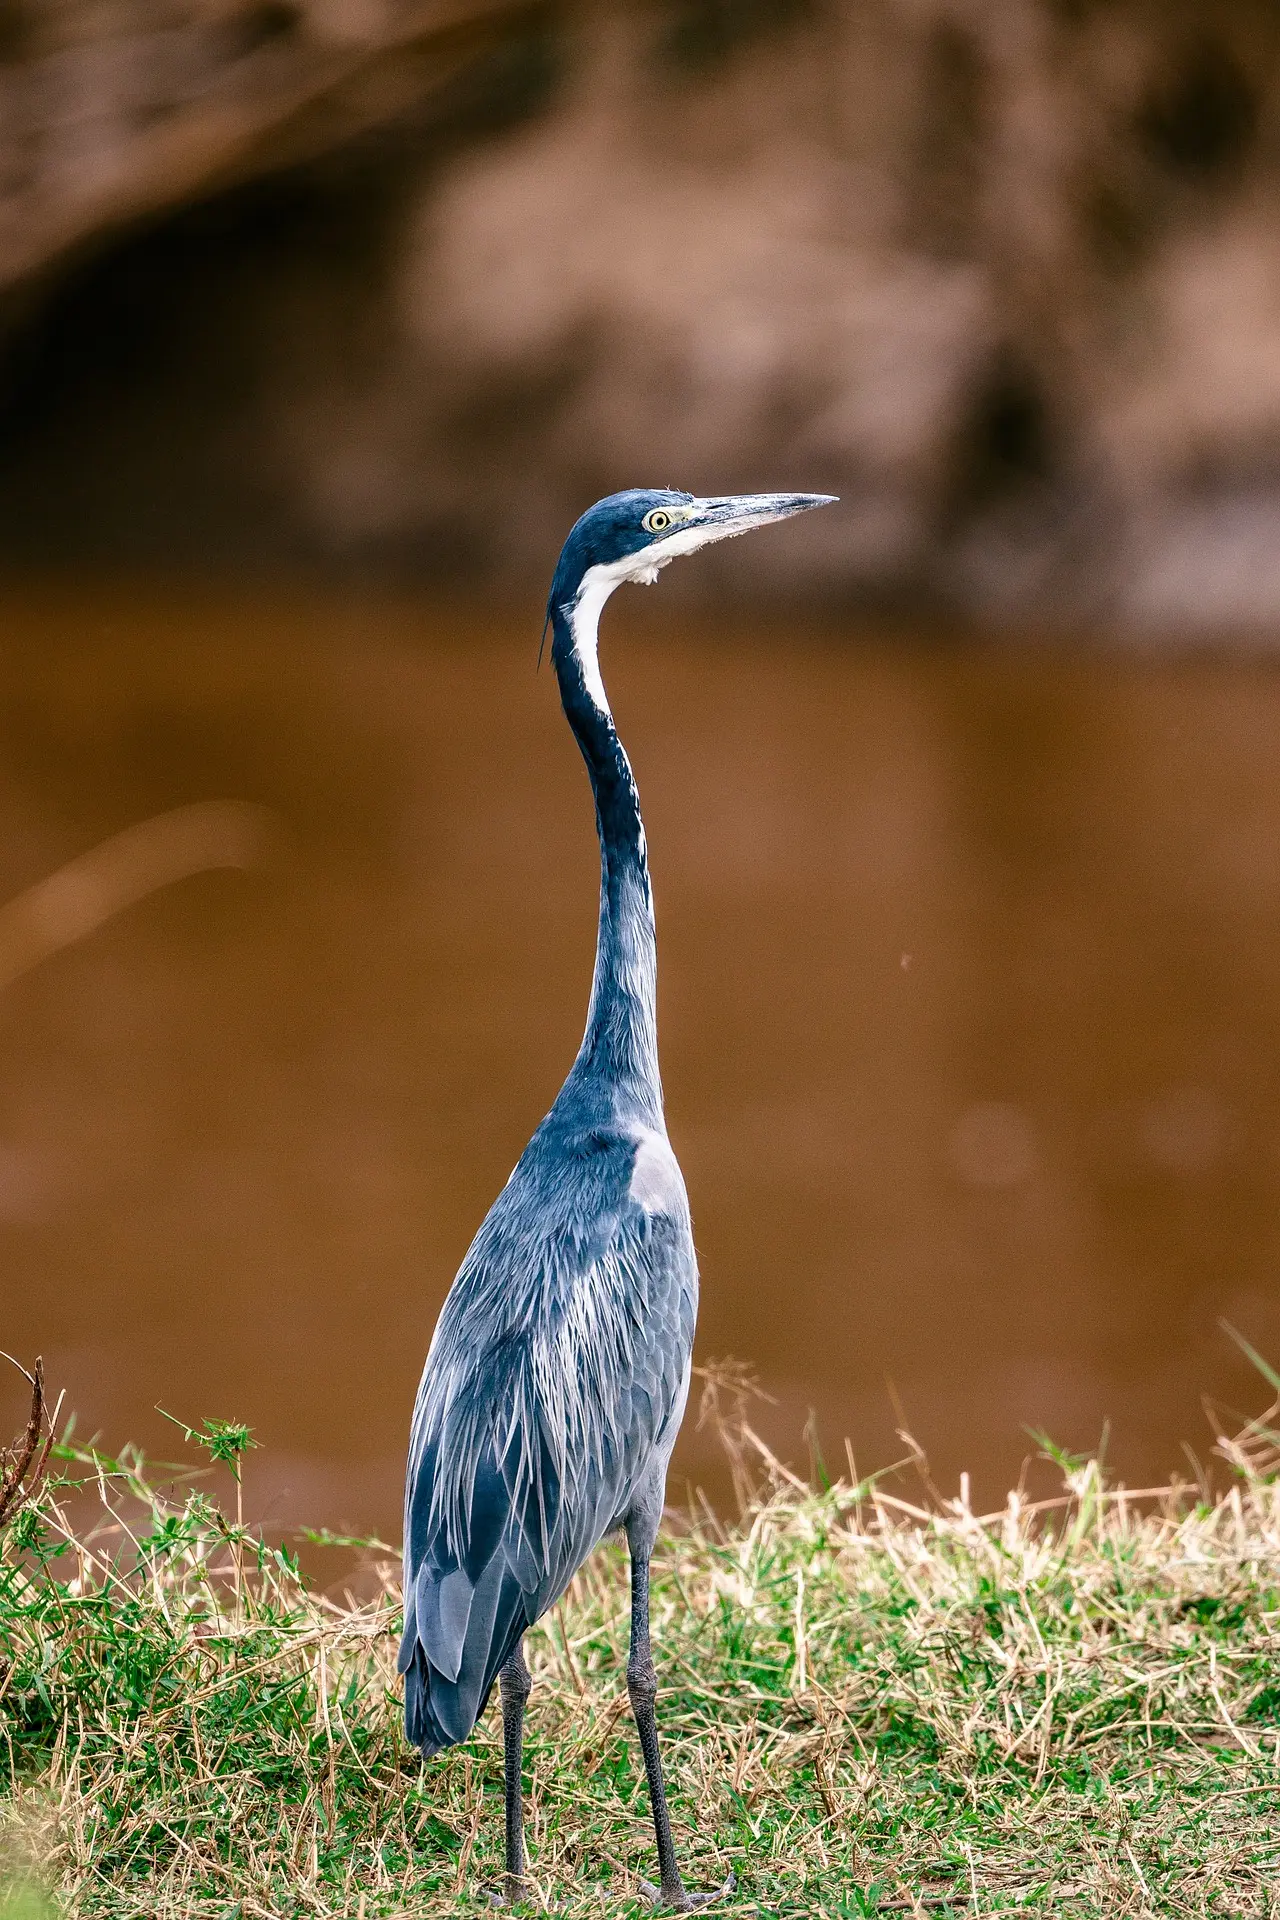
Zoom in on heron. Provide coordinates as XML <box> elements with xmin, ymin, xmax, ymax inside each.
<box><xmin>399</xmin><ymin>487</ymin><xmax>836</xmax><ymax>1909</ymax></box>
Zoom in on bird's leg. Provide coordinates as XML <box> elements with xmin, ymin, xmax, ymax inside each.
<box><xmin>498</xmin><ymin>1641</ymin><xmax>532</xmax><ymax>1905</ymax></box>
<box><xmin>626</xmin><ymin>1545</ymin><xmax>698</xmax><ymax>1911</ymax></box>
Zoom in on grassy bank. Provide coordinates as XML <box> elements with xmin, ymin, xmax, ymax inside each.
<box><xmin>3</xmin><ymin>1394</ymin><xmax>1280</xmax><ymax>1917</ymax></box>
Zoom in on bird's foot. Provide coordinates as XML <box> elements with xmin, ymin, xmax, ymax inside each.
<box><xmin>638</xmin><ymin>1871</ymin><xmax>735</xmax><ymax>1912</ymax></box>
<box><xmin>484</xmin><ymin>1871</ymin><xmax>532</xmax><ymax>1908</ymax></box>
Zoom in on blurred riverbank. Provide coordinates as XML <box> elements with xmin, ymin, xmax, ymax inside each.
<box><xmin>6</xmin><ymin>5</ymin><xmax>1280</xmax><ymax>625</ymax></box>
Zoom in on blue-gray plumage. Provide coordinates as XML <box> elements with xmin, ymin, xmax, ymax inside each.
<box><xmin>400</xmin><ymin>487</ymin><xmax>836</xmax><ymax>1908</ymax></box>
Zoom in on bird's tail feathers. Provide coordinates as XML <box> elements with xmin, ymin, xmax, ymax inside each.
<box><xmin>400</xmin><ymin>1556</ymin><xmax>529</xmax><ymax>1757</ymax></box>
<box><xmin>403</xmin><ymin>1648</ymin><xmax>452</xmax><ymax>1757</ymax></box>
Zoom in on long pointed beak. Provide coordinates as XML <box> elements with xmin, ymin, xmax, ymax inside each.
<box><xmin>696</xmin><ymin>493</ymin><xmax>838</xmax><ymax>526</ymax></box>
<box><xmin>675</xmin><ymin>492</ymin><xmax>838</xmax><ymax>553</ymax></box>
<box><xmin>620</xmin><ymin>490</ymin><xmax>838</xmax><ymax>579</ymax></box>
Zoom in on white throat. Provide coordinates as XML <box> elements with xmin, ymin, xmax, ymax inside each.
<box><xmin>568</xmin><ymin>508</ymin><xmax>777</xmax><ymax>715</ymax></box>
<box><xmin>568</xmin><ymin>566</ymin><xmax>624</xmax><ymax>717</ymax></box>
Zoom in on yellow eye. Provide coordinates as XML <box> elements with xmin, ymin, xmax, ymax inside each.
<box><xmin>643</xmin><ymin>509</ymin><xmax>672</xmax><ymax>533</ymax></box>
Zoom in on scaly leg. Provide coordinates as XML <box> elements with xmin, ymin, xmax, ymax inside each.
<box><xmin>627</xmin><ymin>1539</ymin><xmax>713</xmax><ymax>1911</ymax></box>
<box><xmin>498</xmin><ymin>1641</ymin><xmax>532</xmax><ymax>1905</ymax></box>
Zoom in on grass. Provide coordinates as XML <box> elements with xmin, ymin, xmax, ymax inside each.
<box><xmin>4</xmin><ymin>1376</ymin><xmax>1280</xmax><ymax>1917</ymax></box>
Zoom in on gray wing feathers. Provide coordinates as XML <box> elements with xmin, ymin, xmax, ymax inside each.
<box><xmin>423</xmin><ymin>1567</ymin><xmax>475</xmax><ymax>1684</ymax></box>
<box><xmin>401</xmin><ymin>1131</ymin><xmax>696</xmax><ymax>1755</ymax></box>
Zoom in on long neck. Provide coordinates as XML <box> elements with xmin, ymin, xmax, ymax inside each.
<box><xmin>550</xmin><ymin>586</ymin><xmax>662</xmax><ymax>1126</ymax></box>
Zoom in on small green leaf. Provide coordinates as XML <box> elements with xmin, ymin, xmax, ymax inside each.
<box><xmin>156</xmin><ymin>1408</ymin><xmax>259</xmax><ymax>1480</ymax></box>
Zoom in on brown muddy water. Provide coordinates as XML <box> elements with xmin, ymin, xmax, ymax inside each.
<box><xmin>2</xmin><ymin>585</ymin><xmax>1280</xmax><ymax>1536</ymax></box>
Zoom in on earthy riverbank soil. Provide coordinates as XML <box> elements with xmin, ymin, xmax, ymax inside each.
<box><xmin>3</xmin><ymin>2</ymin><xmax>1280</xmax><ymax>623</ymax></box>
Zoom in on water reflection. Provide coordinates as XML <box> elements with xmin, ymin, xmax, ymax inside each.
<box><xmin>1</xmin><ymin>586</ymin><xmax>1279</xmax><ymax>1530</ymax></box>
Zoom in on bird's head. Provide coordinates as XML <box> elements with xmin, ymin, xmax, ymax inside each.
<box><xmin>546</xmin><ymin>488</ymin><xmax>837</xmax><ymax>623</ymax></box>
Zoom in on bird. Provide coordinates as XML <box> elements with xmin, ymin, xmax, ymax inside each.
<box><xmin>399</xmin><ymin>487</ymin><xmax>836</xmax><ymax>1910</ymax></box>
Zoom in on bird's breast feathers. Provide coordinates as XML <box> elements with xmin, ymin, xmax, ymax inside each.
<box><xmin>626</xmin><ymin>1127</ymin><xmax>687</xmax><ymax>1218</ymax></box>
<box><xmin>417</xmin><ymin>1119</ymin><xmax>694</xmax><ymax>1391</ymax></box>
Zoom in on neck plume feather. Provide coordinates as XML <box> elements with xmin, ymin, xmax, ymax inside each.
<box><xmin>550</xmin><ymin>588</ymin><xmax>661</xmax><ymax>1120</ymax></box>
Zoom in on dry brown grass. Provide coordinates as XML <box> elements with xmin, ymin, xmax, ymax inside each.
<box><xmin>3</xmin><ymin>1388</ymin><xmax>1280</xmax><ymax>1916</ymax></box>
